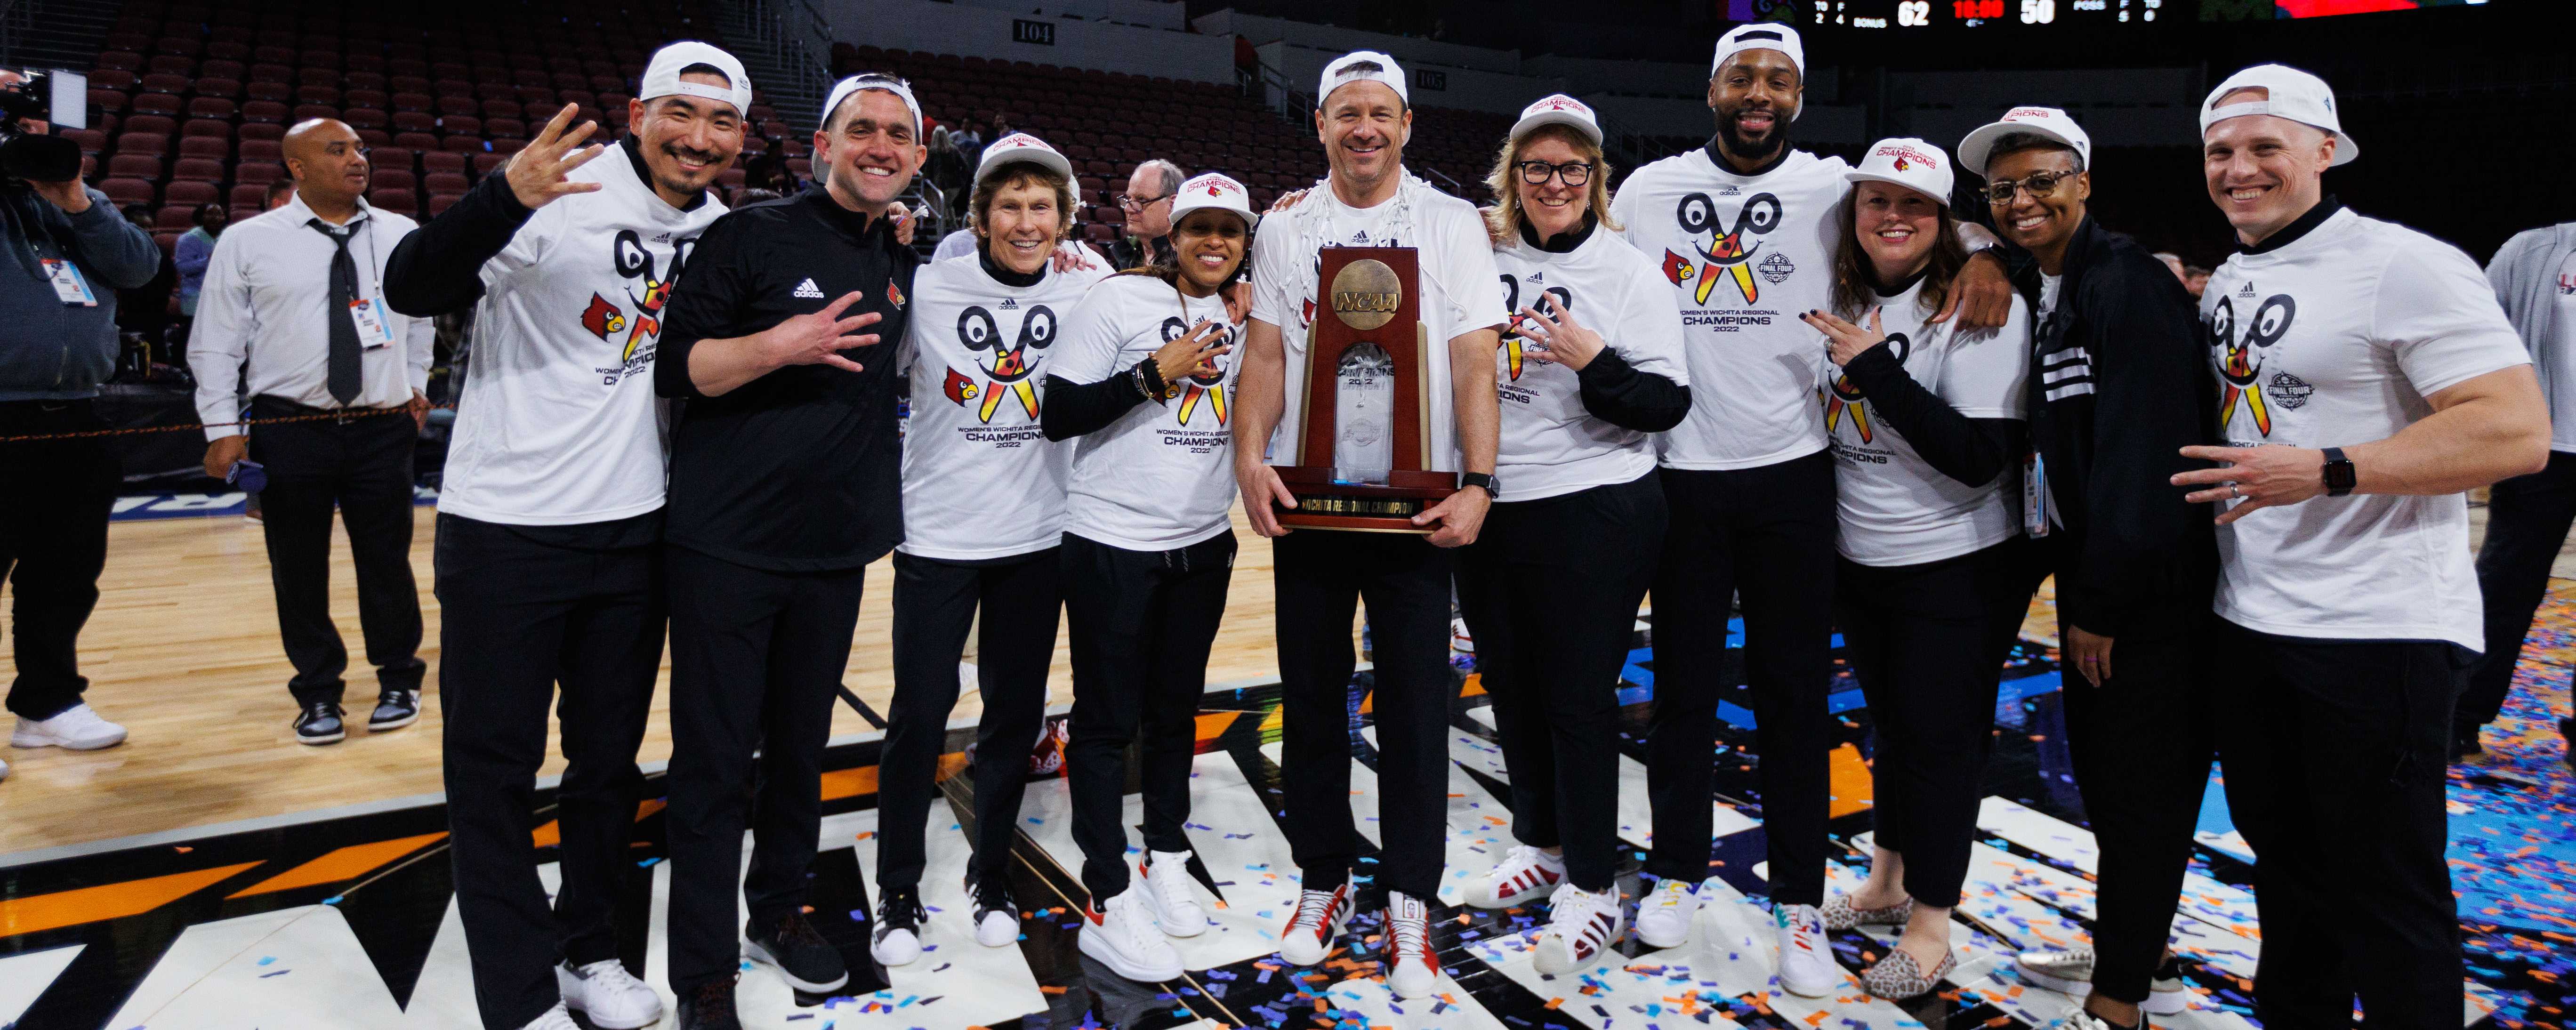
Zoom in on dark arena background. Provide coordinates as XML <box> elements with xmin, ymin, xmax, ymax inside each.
<box><xmin>0</xmin><ymin>1</ymin><xmax>2568</xmax><ymax>1029</ymax></box>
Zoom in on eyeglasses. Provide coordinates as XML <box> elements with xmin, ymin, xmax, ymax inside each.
<box><xmin>1982</xmin><ymin>169</ymin><xmax>2075</xmax><ymax>204</ymax></box>
<box><xmin>1516</xmin><ymin>160</ymin><xmax>1594</xmax><ymax>186</ymax></box>
<box><xmin>1118</xmin><ymin>193</ymin><xmax>1169</xmax><ymax>212</ymax></box>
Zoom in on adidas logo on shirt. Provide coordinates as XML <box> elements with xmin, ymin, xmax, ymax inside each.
<box><xmin>1350</xmin><ymin>231</ymin><xmax>1371</xmax><ymax>244</ymax></box>
<box><xmin>2238</xmin><ymin>282</ymin><xmax>2257</xmax><ymax>298</ymax></box>
<box><xmin>793</xmin><ymin>277</ymin><xmax>826</xmax><ymax>299</ymax></box>
<box><xmin>1528</xmin><ymin>273</ymin><xmax>1545</xmax><ymax>284</ymax></box>
<box><xmin>999</xmin><ymin>298</ymin><xmax>1020</xmax><ymax>310</ymax></box>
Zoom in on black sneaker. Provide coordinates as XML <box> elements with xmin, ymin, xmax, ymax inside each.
<box><xmin>746</xmin><ymin>909</ymin><xmax>848</xmax><ymax>992</ymax></box>
<box><xmin>674</xmin><ymin>978</ymin><xmax>741</xmax><ymax>1030</ymax></box>
<box><xmin>2450</xmin><ymin>723</ymin><xmax>2484</xmax><ymax>762</ymax></box>
<box><xmin>970</xmin><ymin>875</ymin><xmax>1019</xmax><ymax>947</ymax></box>
<box><xmin>870</xmin><ymin>886</ymin><xmax>928</xmax><ymax>966</ymax></box>
<box><xmin>369</xmin><ymin>689</ymin><xmax>420</xmax><ymax>732</ymax></box>
<box><xmin>294</xmin><ymin>701</ymin><xmax>346</xmax><ymax>746</ymax></box>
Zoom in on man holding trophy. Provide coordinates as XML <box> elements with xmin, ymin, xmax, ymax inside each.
<box><xmin>1230</xmin><ymin>50</ymin><xmax>1504</xmax><ymax>1000</ymax></box>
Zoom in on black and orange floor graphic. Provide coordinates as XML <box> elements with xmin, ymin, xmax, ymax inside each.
<box><xmin>3</xmin><ymin>612</ymin><xmax>2571</xmax><ymax>1029</ymax></box>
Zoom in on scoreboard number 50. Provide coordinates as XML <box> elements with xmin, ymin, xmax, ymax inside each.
<box><xmin>2020</xmin><ymin>0</ymin><xmax>2056</xmax><ymax>22</ymax></box>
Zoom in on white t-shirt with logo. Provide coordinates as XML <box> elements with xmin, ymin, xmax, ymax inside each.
<box><xmin>440</xmin><ymin>148</ymin><xmax>727</xmax><ymax>525</ymax></box>
<box><xmin>1055</xmin><ymin>274</ymin><xmax>1245</xmax><ymax>550</ymax></box>
<box><xmin>1248</xmin><ymin>176</ymin><xmax>1507</xmax><ymax>472</ymax></box>
<box><xmin>897</xmin><ymin>254</ymin><xmax>1113</xmax><ymax>560</ymax></box>
<box><xmin>1828</xmin><ymin>281</ymin><xmax>2031</xmax><ymax>566</ymax></box>
<box><xmin>1611</xmin><ymin>147</ymin><xmax>1850</xmax><ymax>471</ymax></box>
<box><xmin>2203</xmin><ymin>207</ymin><xmax>2528</xmax><ymax>649</ymax></box>
<box><xmin>1489</xmin><ymin>225</ymin><xmax>1690</xmax><ymax>501</ymax></box>
<box><xmin>2549</xmin><ymin>249</ymin><xmax>2576</xmax><ymax>452</ymax></box>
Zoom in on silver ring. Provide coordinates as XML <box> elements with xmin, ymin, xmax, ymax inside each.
<box><xmin>2227</xmin><ymin>483</ymin><xmax>2242</xmax><ymax>499</ymax></box>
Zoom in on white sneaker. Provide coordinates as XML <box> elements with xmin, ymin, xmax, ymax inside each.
<box><xmin>1773</xmin><ymin>902</ymin><xmax>1838</xmax><ymax>998</ymax></box>
<box><xmin>1464</xmin><ymin>845</ymin><xmax>1566</xmax><ymax>909</ymax></box>
<box><xmin>1533</xmin><ymin>883</ymin><xmax>1624</xmax><ymax>975</ymax></box>
<box><xmin>515</xmin><ymin>1002</ymin><xmax>580</xmax><ymax>1030</ymax></box>
<box><xmin>971</xmin><ymin>880</ymin><xmax>1020</xmax><ymax>948</ymax></box>
<box><xmin>870</xmin><ymin>890</ymin><xmax>926</xmax><ymax>966</ymax></box>
<box><xmin>555</xmin><ymin>959</ymin><xmax>661</xmax><ymax>1030</ymax></box>
<box><xmin>12</xmin><ymin>704</ymin><xmax>128</xmax><ymax>750</ymax></box>
<box><xmin>1079</xmin><ymin>886</ymin><xmax>1183</xmax><ymax>982</ymax></box>
<box><xmin>1383</xmin><ymin>891</ymin><xmax>1440</xmax><ymax>999</ymax></box>
<box><xmin>2017</xmin><ymin>946</ymin><xmax>2192</xmax><ymax>1016</ymax></box>
<box><xmin>1279</xmin><ymin>884</ymin><xmax>1352</xmax><ymax>965</ymax></box>
<box><xmin>1633</xmin><ymin>877</ymin><xmax>1700</xmax><ymax>948</ymax></box>
<box><xmin>1140</xmin><ymin>851</ymin><xmax>1208</xmax><ymax>937</ymax></box>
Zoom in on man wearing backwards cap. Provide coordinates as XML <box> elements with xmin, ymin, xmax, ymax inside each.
<box><xmin>380</xmin><ymin>40</ymin><xmax>750</xmax><ymax>1030</ymax></box>
<box><xmin>1951</xmin><ymin>105</ymin><xmax>2215</xmax><ymax>1030</ymax></box>
<box><xmin>649</xmin><ymin>71</ymin><xmax>924</xmax><ymax>1029</ymax></box>
<box><xmin>1608</xmin><ymin>22</ymin><xmax>2017</xmax><ymax>997</ymax></box>
<box><xmin>1232</xmin><ymin>48</ymin><xmax>1505</xmax><ymax>1000</ymax></box>
<box><xmin>2171</xmin><ymin>63</ymin><xmax>2545</xmax><ymax>1029</ymax></box>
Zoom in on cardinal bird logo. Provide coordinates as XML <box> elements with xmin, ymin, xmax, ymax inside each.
<box><xmin>1660</xmin><ymin>249</ymin><xmax>1697</xmax><ymax>286</ymax></box>
<box><xmin>951</xmin><ymin>303</ymin><xmax>1058</xmax><ymax>423</ymax></box>
<box><xmin>1672</xmin><ymin>191</ymin><xmax>1783</xmax><ymax>306</ymax></box>
<box><xmin>943</xmin><ymin>367</ymin><xmax>980</xmax><ymax>404</ymax></box>
<box><xmin>1892</xmin><ymin>156</ymin><xmax>1911</xmax><ymax>172</ymax></box>
<box><xmin>580</xmin><ymin>294</ymin><xmax>627</xmax><ymax>340</ymax></box>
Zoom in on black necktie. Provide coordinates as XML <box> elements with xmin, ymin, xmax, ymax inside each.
<box><xmin>310</xmin><ymin>219</ymin><xmax>362</xmax><ymax>405</ymax></box>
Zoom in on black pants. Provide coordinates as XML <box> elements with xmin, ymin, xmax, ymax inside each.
<box><xmin>1646</xmin><ymin>454</ymin><xmax>1836</xmax><ymax>901</ymax></box>
<box><xmin>2212</xmin><ymin>620</ymin><xmax>2465</xmax><ymax>1029</ymax></box>
<box><xmin>1063</xmin><ymin>531</ymin><xmax>1235</xmax><ymax>901</ymax></box>
<box><xmin>876</xmin><ymin>547</ymin><xmax>1062</xmax><ymax>896</ymax></box>
<box><xmin>2461</xmin><ymin>449</ymin><xmax>2576</xmax><ymax>728</ymax></box>
<box><xmin>245</xmin><ymin>395</ymin><xmax>425</xmax><ymax>706</ymax></box>
<box><xmin>2060</xmin><ymin>625</ymin><xmax>2212</xmax><ymax>1004</ymax></box>
<box><xmin>1455</xmin><ymin>473</ymin><xmax>1664</xmax><ymax>893</ymax></box>
<box><xmin>1835</xmin><ymin>539</ymin><xmax>2030</xmax><ymax>909</ymax></box>
<box><xmin>1273</xmin><ymin>527</ymin><xmax>1454</xmax><ymax>900</ymax></box>
<box><xmin>663</xmin><ymin>546</ymin><xmax>868</xmax><ymax>995</ymax></box>
<box><xmin>435</xmin><ymin>513</ymin><xmax>663</xmax><ymax>1030</ymax></box>
<box><xmin>0</xmin><ymin>399</ymin><xmax>117</xmax><ymax>721</ymax></box>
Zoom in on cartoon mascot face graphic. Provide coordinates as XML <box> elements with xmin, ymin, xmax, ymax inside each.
<box><xmin>2209</xmin><ymin>292</ymin><xmax>2296</xmax><ymax>437</ymax></box>
<box><xmin>578</xmin><ymin>229</ymin><xmax>691</xmax><ymax>366</ymax></box>
<box><xmin>1157</xmin><ymin>315</ymin><xmax>1235</xmax><ymax>426</ymax></box>
<box><xmin>1822</xmin><ymin>330</ymin><xmax>1909</xmax><ymax>443</ymax></box>
<box><xmin>952</xmin><ymin>303</ymin><xmax>1058</xmax><ymax>423</ymax></box>
<box><xmin>1662</xmin><ymin>191</ymin><xmax>1782</xmax><ymax>306</ymax></box>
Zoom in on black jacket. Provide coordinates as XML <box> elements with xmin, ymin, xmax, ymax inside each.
<box><xmin>654</xmin><ymin>185</ymin><xmax>918</xmax><ymax>571</ymax></box>
<box><xmin>2002</xmin><ymin>215</ymin><xmax>2216</xmax><ymax>639</ymax></box>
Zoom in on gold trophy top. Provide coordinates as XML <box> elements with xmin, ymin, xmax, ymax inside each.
<box><xmin>1329</xmin><ymin>258</ymin><xmax>1403</xmax><ymax>331</ymax></box>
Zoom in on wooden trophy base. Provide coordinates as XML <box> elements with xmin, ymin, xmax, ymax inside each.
<box><xmin>1273</xmin><ymin>467</ymin><xmax>1458</xmax><ymax>533</ymax></box>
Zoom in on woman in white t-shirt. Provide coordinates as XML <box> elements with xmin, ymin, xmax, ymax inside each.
<box><xmin>1794</xmin><ymin>139</ymin><xmax>2033</xmax><ymax>999</ymax></box>
<box><xmin>1038</xmin><ymin>172</ymin><xmax>1255</xmax><ymax>982</ymax></box>
<box><xmin>1452</xmin><ymin>96</ymin><xmax>1691</xmax><ymax>977</ymax></box>
<box><xmin>871</xmin><ymin>134</ymin><xmax>1111</xmax><ymax>967</ymax></box>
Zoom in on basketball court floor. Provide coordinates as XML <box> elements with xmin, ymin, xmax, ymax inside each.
<box><xmin>0</xmin><ymin>498</ymin><xmax>2570</xmax><ymax>1029</ymax></box>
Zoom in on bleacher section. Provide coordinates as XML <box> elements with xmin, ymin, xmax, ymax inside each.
<box><xmin>70</xmin><ymin>0</ymin><xmax>806</xmax><ymax>261</ymax></box>
<box><xmin>832</xmin><ymin>42</ymin><xmax>1516</xmax><ymax>247</ymax></box>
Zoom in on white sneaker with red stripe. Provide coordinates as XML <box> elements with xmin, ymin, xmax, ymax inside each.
<box><xmin>1383</xmin><ymin>891</ymin><xmax>1440</xmax><ymax>998</ymax></box>
<box><xmin>1140</xmin><ymin>851</ymin><xmax>1207</xmax><ymax>937</ymax></box>
<box><xmin>1279</xmin><ymin>883</ymin><xmax>1352</xmax><ymax>965</ymax></box>
<box><xmin>1464</xmin><ymin>844</ymin><xmax>1566</xmax><ymax>909</ymax></box>
<box><xmin>1078</xmin><ymin>885</ymin><xmax>1183</xmax><ymax>983</ymax></box>
<box><xmin>1533</xmin><ymin>883</ymin><xmax>1624</xmax><ymax>974</ymax></box>
<box><xmin>1774</xmin><ymin>902</ymin><xmax>1838</xmax><ymax>998</ymax></box>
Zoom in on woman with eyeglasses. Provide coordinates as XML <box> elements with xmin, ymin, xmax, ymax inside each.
<box><xmin>1793</xmin><ymin>139</ymin><xmax>2033</xmax><ymax>999</ymax></box>
<box><xmin>1453</xmin><ymin>95</ymin><xmax>1690</xmax><ymax>976</ymax></box>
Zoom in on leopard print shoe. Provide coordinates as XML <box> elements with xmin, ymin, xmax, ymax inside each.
<box><xmin>1859</xmin><ymin>943</ymin><xmax>1956</xmax><ymax>999</ymax></box>
<box><xmin>1820</xmin><ymin>894</ymin><xmax>1914</xmax><ymax>931</ymax></box>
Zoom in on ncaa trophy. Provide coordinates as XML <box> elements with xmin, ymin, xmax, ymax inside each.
<box><xmin>1273</xmin><ymin>247</ymin><xmax>1459</xmax><ymax>531</ymax></box>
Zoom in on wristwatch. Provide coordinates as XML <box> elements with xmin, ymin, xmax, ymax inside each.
<box><xmin>2321</xmin><ymin>446</ymin><xmax>2356</xmax><ymax>498</ymax></box>
<box><xmin>1459</xmin><ymin>472</ymin><xmax>1498</xmax><ymax>499</ymax></box>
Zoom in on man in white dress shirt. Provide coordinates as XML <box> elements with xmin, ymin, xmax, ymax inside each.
<box><xmin>190</xmin><ymin>118</ymin><xmax>435</xmax><ymax>747</ymax></box>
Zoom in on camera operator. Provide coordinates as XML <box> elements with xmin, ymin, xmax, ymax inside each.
<box><xmin>0</xmin><ymin>69</ymin><xmax>160</xmax><ymax>763</ymax></box>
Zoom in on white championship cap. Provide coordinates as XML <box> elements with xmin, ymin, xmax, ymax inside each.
<box><xmin>821</xmin><ymin>73</ymin><xmax>923</xmax><ymax>137</ymax></box>
<box><xmin>1509</xmin><ymin>94</ymin><xmax>1602</xmax><ymax>146</ymax></box>
<box><xmin>974</xmin><ymin>131</ymin><xmax>1081</xmax><ymax>206</ymax></box>
<box><xmin>2200</xmin><ymin>63</ymin><xmax>2357</xmax><ymax>166</ymax></box>
<box><xmin>1168</xmin><ymin>171</ymin><xmax>1257</xmax><ymax>231</ymax></box>
<box><xmin>639</xmin><ymin>41</ymin><xmax>751</xmax><ymax>117</ymax></box>
<box><xmin>1711</xmin><ymin>22</ymin><xmax>1805</xmax><ymax>80</ymax></box>
<box><xmin>1319</xmin><ymin>50</ymin><xmax>1408</xmax><ymax>107</ymax></box>
<box><xmin>1957</xmin><ymin>105</ymin><xmax>2093</xmax><ymax>177</ymax></box>
<box><xmin>1844</xmin><ymin>137</ymin><xmax>1956</xmax><ymax>208</ymax></box>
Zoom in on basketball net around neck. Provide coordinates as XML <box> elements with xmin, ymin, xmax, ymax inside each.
<box><xmin>1285</xmin><ymin>169</ymin><xmax>1432</xmax><ymax>338</ymax></box>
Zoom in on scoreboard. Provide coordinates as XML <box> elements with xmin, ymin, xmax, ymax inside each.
<box><xmin>1804</xmin><ymin>0</ymin><xmax>2168</xmax><ymax>26</ymax></box>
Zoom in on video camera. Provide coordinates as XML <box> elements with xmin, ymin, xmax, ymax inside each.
<box><xmin>1</xmin><ymin>70</ymin><xmax>87</xmax><ymax>184</ymax></box>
